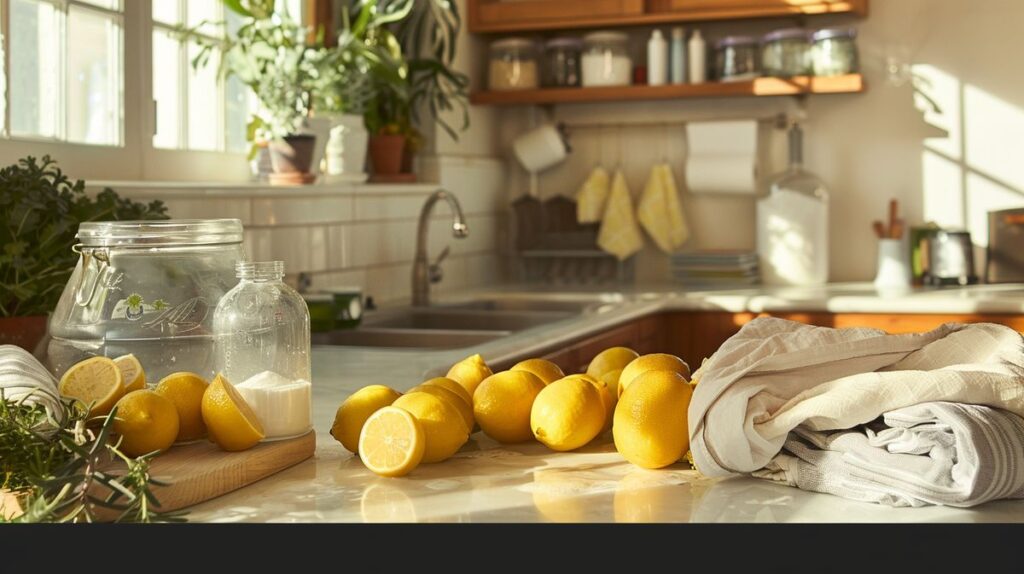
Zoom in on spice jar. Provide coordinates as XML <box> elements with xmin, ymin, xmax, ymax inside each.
<box><xmin>761</xmin><ymin>28</ymin><xmax>811</xmax><ymax>77</ymax></box>
<box><xmin>714</xmin><ymin>36</ymin><xmax>760</xmax><ymax>81</ymax></box>
<box><xmin>213</xmin><ymin>261</ymin><xmax>312</xmax><ymax>440</ymax></box>
<box><xmin>489</xmin><ymin>37</ymin><xmax>539</xmax><ymax>90</ymax></box>
<box><xmin>581</xmin><ymin>31</ymin><xmax>632</xmax><ymax>87</ymax></box>
<box><xmin>811</xmin><ymin>27</ymin><xmax>859</xmax><ymax>76</ymax></box>
<box><xmin>543</xmin><ymin>37</ymin><xmax>583</xmax><ymax>87</ymax></box>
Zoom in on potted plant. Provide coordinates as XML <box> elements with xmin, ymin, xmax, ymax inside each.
<box><xmin>0</xmin><ymin>156</ymin><xmax>167</xmax><ymax>353</ymax></box>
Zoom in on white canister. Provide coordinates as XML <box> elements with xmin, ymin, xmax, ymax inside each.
<box><xmin>512</xmin><ymin>124</ymin><xmax>570</xmax><ymax>173</ymax></box>
<box><xmin>873</xmin><ymin>238</ymin><xmax>912</xmax><ymax>289</ymax></box>
<box><xmin>324</xmin><ymin>114</ymin><xmax>369</xmax><ymax>179</ymax></box>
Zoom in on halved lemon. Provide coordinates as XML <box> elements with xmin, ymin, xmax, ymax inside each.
<box><xmin>201</xmin><ymin>373</ymin><xmax>264</xmax><ymax>451</ymax></box>
<box><xmin>58</xmin><ymin>356</ymin><xmax>125</xmax><ymax>418</ymax></box>
<box><xmin>113</xmin><ymin>354</ymin><xmax>146</xmax><ymax>393</ymax></box>
<box><xmin>358</xmin><ymin>406</ymin><xmax>426</xmax><ymax>478</ymax></box>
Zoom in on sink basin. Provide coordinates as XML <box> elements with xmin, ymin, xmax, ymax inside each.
<box><xmin>312</xmin><ymin>328</ymin><xmax>507</xmax><ymax>350</ymax></box>
<box><xmin>366</xmin><ymin>308</ymin><xmax>575</xmax><ymax>332</ymax></box>
<box><xmin>436</xmin><ymin>298</ymin><xmax>595</xmax><ymax>314</ymax></box>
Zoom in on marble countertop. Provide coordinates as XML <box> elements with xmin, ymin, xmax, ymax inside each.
<box><xmin>185</xmin><ymin>282</ymin><xmax>1024</xmax><ymax>522</ymax></box>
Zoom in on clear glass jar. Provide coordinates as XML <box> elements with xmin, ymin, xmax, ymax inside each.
<box><xmin>213</xmin><ymin>261</ymin><xmax>312</xmax><ymax>440</ymax></box>
<box><xmin>761</xmin><ymin>28</ymin><xmax>811</xmax><ymax>77</ymax></box>
<box><xmin>714</xmin><ymin>36</ymin><xmax>760</xmax><ymax>81</ymax></box>
<box><xmin>543</xmin><ymin>37</ymin><xmax>583</xmax><ymax>87</ymax></box>
<box><xmin>489</xmin><ymin>37</ymin><xmax>539</xmax><ymax>90</ymax></box>
<box><xmin>811</xmin><ymin>27</ymin><xmax>859</xmax><ymax>76</ymax></box>
<box><xmin>46</xmin><ymin>219</ymin><xmax>245</xmax><ymax>381</ymax></box>
<box><xmin>581</xmin><ymin>31</ymin><xmax>632</xmax><ymax>87</ymax></box>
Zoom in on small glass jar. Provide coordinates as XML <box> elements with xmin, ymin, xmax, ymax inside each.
<box><xmin>489</xmin><ymin>37</ymin><xmax>539</xmax><ymax>90</ymax></box>
<box><xmin>543</xmin><ymin>37</ymin><xmax>583</xmax><ymax>87</ymax></box>
<box><xmin>811</xmin><ymin>27</ymin><xmax>859</xmax><ymax>76</ymax></box>
<box><xmin>213</xmin><ymin>261</ymin><xmax>312</xmax><ymax>441</ymax></box>
<box><xmin>761</xmin><ymin>28</ymin><xmax>811</xmax><ymax>77</ymax></box>
<box><xmin>581</xmin><ymin>31</ymin><xmax>632</xmax><ymax>87</ymax></box>
<box><xmin>714</xmin><ymin>36</ymin><xmax>760</xmax><ymax>81</ymax></box>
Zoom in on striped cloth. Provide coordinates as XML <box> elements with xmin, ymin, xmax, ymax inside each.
<box><xmin>597</xmin><ymin>169</ymin><xmax>644</xmax><ymax>261</ymax></box>
<box><xmin>637</xmin><ymin>163</ymin><xmax>689</xmax><ymax>253</ymax></box>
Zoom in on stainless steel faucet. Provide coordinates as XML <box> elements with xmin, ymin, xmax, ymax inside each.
<box><xmin>412</xmin><ymin>189</ymin><xmax>468</xmax><ymax>306</ymax></box>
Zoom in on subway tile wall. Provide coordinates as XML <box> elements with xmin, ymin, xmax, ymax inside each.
<box><xmin>103</xmin><ymin>156</ymin><xmax>508</xmax><ymax>304</ymax></box>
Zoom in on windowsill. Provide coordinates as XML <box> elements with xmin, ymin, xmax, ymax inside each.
<box><xmin>87</xmin><ymin>177</ymin><xmax>442</xmax><ymax>198</ymax></box>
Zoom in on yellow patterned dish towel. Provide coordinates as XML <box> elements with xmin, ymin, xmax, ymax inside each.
<box><xmin>637</xmin><ymin>163</ymin><xmax>689</xmax><ymax>253</ymax></box>
<box><xmin>597</xmin><ymin>169</ymin><xmax>644</xmax><ymax>260</ymax></box>
<box><xmin>576</xmin><ymin>165</ymin><xmax>611</xmax><ymax>224</ymax></box>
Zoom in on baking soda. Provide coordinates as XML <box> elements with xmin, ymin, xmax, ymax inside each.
<box><xmin>236</xmin><ymin>370</ymin><xmax>313</xmax><ymax>440</ymax></box>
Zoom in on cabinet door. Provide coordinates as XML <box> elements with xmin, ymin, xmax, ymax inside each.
<box><xmin>469</xmin><ymin>0</ymin><xmax>645</xmax><ymax>33</ymax></box>
<box><xmin>648</xmin><ymin>0</ymin><xmax>868</xmax><ymax>18</ymax></box>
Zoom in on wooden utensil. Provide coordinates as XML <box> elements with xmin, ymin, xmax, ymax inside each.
<box><xmin>873</xmin><ymin>220</ymin><xmax>886</xmax><ymax>239</ymax></box>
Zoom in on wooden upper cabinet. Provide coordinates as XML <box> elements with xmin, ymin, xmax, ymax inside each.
<box><xmin>468</xmin><ymin>0</ymin><xmax>867</xmax><ymax>33</ymax></box>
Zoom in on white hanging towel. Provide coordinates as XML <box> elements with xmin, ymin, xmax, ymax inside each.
<box><xmin>575</xmin><ymin>165</ymin><xmax>611</xmax><ymax>223</ymax></box>
<box><xmin>638</xmin><ymin>163</ymin><xmax>689</xmax><ymax>253</ymax></box>
<box><xmin>597</xmin><ymin>169</ymin><xmax>644</xmax><ymax>260</ymax></box>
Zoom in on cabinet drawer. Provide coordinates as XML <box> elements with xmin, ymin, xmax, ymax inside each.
<box><xmin>648</xmin><ymin>0</ymin><xmax>868</xmax><ymax>17</ymax></box>
<box><xmin>471</xmin><ymin>0</ymin><xmax>644</xmax><ymax>31</ymax></box>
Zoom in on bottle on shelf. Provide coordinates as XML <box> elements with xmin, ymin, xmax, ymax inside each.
<box><xmin>688</xmin><ymin>29</ymin><xmax>707</xmax><ymax>84</ymax></box>
<box><xmin>671</xmin><ymin>27</ymin><xmax>687</xmax><ymax>84</ymax></box>
<box><xmin>647</xmin><ymin>29</ymin><xmax>668</xmax><ymax>86</ymax></box>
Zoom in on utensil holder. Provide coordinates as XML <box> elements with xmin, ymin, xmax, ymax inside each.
<box><xmin>874</xmin><ymin>238</ymin><xmax>912</xmax><ymax>289</ymax></box>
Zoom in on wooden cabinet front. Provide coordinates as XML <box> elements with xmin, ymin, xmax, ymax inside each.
<box><xmin>469</xmin><ymin>0</ymin><xmax>644</xmax><ymax>33</ymax></box>
<box><xmin>647</xmin><ymin>0</ymin><xmax>868</xmax><ymax>18</ymax></box>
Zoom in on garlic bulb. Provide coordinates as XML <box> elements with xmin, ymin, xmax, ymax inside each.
<box><xmin>0</xmin><ymin>345</ymin><xmax>66</xmax><ymax>430</ymax></box>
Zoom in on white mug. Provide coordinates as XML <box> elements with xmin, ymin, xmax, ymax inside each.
<box><xmin>512</xmin><ymin>123</ymin><xmax>570</xmax><ymax>173</ymax></box>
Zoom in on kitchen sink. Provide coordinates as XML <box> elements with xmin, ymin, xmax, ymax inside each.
<box><xmin>435</xmin><ymin>298</ymin><xmax>595</xmax><ymax>314</ymax></box>
<box><xmin>311</xmin><ymin>328</ymin><xmax>507</xmax><ymax>349</ymax></box>
<box><xmin>366</xmin><ymin>308</ymin><xmax>576</xmax><ymax>331</ymax></box>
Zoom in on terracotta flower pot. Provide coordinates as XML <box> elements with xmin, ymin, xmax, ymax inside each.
<box><xmin>0</xmin><ymin>315</ymin><xmax>48</xmax><ymax>353</ymax></box>
<box><xmin>368</xmin><ymin>134</ymin><xmax>406</xmax><ymax>176</ymax></box>
<box><xmin>268</xmin><ymin>134</ymin><xmax>317</xmax><ymax>175</ymax></box>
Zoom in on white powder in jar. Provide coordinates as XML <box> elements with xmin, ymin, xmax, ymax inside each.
<box><xmin>236</xmin><ymin>370</ymin><xmax>313</xmax><ymax>440</ymax></box>
<box><xmin>581</xmin><ymin>51</ymin><xmax>632</xmax><ymax>87</ymax></box>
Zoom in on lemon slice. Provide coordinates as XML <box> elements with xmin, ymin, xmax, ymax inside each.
<box><xmin>113</xmin><ymin>354</ymin><xmax>146</xmax><ymax>393</ymax></box>
<box><xmin>201</xmin><ymin>373</ymin><xmax>265</xmax><ymax>451</ymax></box>
<box><xmin>59</xmin><ymin>356</ymin><xmax>125</xmax><ymax>418</ymax></box>
<box><xmin>358</xmin><ymin>406</ymin><xmax>426</xmax><ymax>477</ymax></box>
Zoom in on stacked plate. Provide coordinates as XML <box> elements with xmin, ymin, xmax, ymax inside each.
<box><xmin>0</xmin><ymin>345</ymin><xmax>65</xmax><ymax>431</ymax></box>
<box><xmin>671</xmin><ymin>250</ymin><xmax>760</xmax><ymax>288</ymax></box>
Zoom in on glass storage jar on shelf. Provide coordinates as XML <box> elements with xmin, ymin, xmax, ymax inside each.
<box><xmin>714</xmin><ymin>35</ymin><xmax>760</xmax><ymax>81</ymax></box>
<box><xmin>488</xmin><ymin>37</ymin><xmax>539</xmax><ymax>90</ymax></box>
<box><xmin>213</xmin><ymin>261</ymin><xmax>312</xmax><ymax>441</ymax></box>
<box><xmin>761</xmin><ymin>28</ymin><xmax>811</xmax><ymax>77</ymax></box>
<box><xmin>581</xmin><ymin>31</ymin><xmax>632</xmax><ymax>87</ymax></box>
<box><xmin>543</xmin><ymin>37</ymin><xmax>583</xmax><ymax>87</ymax></box>
<box><xmin>46</xmin><ymin>219</ymin><xmax>245</xmax><ymax>381</ymax></box>
<box><xmin>811</xmin><ymin>27</ymin><xmax>859</xmax><ymax>76</ymax></box>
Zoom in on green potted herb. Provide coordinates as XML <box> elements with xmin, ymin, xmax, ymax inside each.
<box><xmin>0</xmin><ymin>156</ymin><xmax>167</xmax><ymax>353</ymax></box>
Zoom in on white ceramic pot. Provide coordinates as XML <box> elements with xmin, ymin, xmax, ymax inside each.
<box><xmin>300</xmin><ymin>116</ymin><xmax>333</xmax><ymax>176</ymax></box>
<box><xmin>323</xmin><ymin>113</ymin><xmax>369</xmax><ymax>180</ymax></box>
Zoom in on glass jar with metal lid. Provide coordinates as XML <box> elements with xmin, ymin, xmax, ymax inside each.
<box><xmin>811</xmin><ymin>27</ymin><xmax>859</xmax><ymax>76</ymax></box>
<box><xmin>761</xmin><ymin>28</ymin><xmax>811</xmax><ymax>77</ymax></box>
<box><xmin>581</xmin><ymin>31</ymin><xmax>632</xmax><ymax>87</ymax></box>
<box><xmin>714</xmin><ymin>35</ymin><xmax>760</xmax><ymax>81</ymax></box>
<box><xmin>45</xmin><ymin>219</ymin><xmax>245</xmax><ymax>381</ymax></box>
<box><xmin>543</xmin><ymin>37</ymin><xmax>583</xmax><ymax>87</ymax></box>
<box><xmin>489</xmin><ymin>37</ymin><xmax>539</xmax><ymax>90</ymax></box>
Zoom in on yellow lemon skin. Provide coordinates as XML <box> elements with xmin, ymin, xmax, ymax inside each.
<box><xmin>114</xmin><ymin>354</ymin><xmax>146</xmax><ymax>394</ymax></box>
<box><xmin>446</xmin><ymin>354</ymin><xmax>493</xmax><ymax>397</ymax></box>
<box><xmin>201</xmin><ymin>374</ymin><xmax>265</xmax><ymax>452</ymax></box>
<box><xmin>330</xmin><ymin>385</ymin><xmax>403</xmax><ymax>454</ymax></box>
<box><xmin>473</xmin><ymin>370</ymin><xmax>546</xmax><ymax>443</ymax></box>
<box><xmin>112</xmin><ymin>390</ymin><xmax>180</xmax><ymax>457</ymax></box>
<box><xmin>358</xmin><ymin>406</ymin><xmax>426</xmax><ymax>478</ymax></box>
<box><xmin>561</xmin><ymin>374</ymin><xmax>615</xmax><ymax>433</ymax></box>
<box><xmin>585</xmin><ymin>347</ymin><xmax>639</xmax><ymax>381</ymax></box>
<box><xmin>613</xmin><ymin>370</ymin><xmax>693</xmax><ymax>469</ymax></box>
<box><xmin>392</xmin><ymin>392</ymin><xmax>469</xmax><ymax>463</ymax></box>
<box><xmin>154</xmin><ymin>372</ymin><xmax>209</xmax><ymax>442</ymax></box>
<box><xmin>601</xmin><ymin>368</ymin><xmax>624</xmax><ymax>399</ymax></box>
<box><xmin>618</xmin><ymin>353</ymin><xmax>690</xmax><ymax>398</ymax></box>
<box><xmin>420</xmin><ymin>377</ymin><xmax>473</xmax><ymax>408</ymax></box>
<box><xmin>407</xmin><ymin>384</ymin><xmax>474</xmax><ymax>432</ymax></box>
<box><xmin>510</xmin><ymin>358</ymin><xmax>565</xmax><ymax>385</ymax></box>
<box><xmin>59</xmin><ymin>356</ymin><xmax>125</xmax><ymax>418</ymax></box>
<box><xmin>531</xmin><ymin>376</ymin><xmax>605</xmax><ymax>451</ymax></box>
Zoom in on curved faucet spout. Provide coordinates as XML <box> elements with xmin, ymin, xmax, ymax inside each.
<box><xmin>412</xmin><ymin>189</ymin><xmax>469</xmax><ymax>306</ymax></box>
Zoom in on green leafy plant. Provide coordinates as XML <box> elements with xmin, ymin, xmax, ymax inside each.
<box><xmin>0</xmin><ymin>156</ymin><xmax>168</xmax><ymax>318</ymax></box>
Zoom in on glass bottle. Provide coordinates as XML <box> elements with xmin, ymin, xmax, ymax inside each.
<box><xmin>213</xmin><ymin>261</ymin><xmax>312</xmax><ymax>440</ymax></box>
<box><xmin>756</xmin><ymin>123</ymin><xmax>830</xmax><ymax>286</ymax></box>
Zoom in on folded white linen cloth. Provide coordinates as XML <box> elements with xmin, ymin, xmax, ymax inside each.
<box><xmin>688</xmin><ymin>317</ymin><xmax>1024</xmax><ymax>506</ymax></box>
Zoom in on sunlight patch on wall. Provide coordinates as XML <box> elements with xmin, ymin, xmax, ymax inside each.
<box><xmin>963</xmin><ymin>85</ymin><xmax>1024</xmax><ymax>194</ymax></box>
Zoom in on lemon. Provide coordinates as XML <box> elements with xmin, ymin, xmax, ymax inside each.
<box><xmin>113</xmin><ymin>354</ymin><xmax>146</xmax><ymax>393</ymax></box>
<box><xmin>407</xmin><ymin>383</ymin><xmax>474</xmax><ymax>431</ymax></box>
<box><xmin>59</xmin><ymin>356</ymin><xmax>125</xmax><ymax>418</ymax></box>
<box><xmin>473</xmin><ymin>370</ymin><xmax>545</xmax><ymax>443</ymax></box>
<box><xmin>201</xmin><ymin>373</ymin><xmax>265</xmax><ymax>451</ymax></box>
<box><xmin>392</xmin><ymin>392</ymin><xmax>469</xmax><ymax>463</ymax></box>
<box><xmin>564</xmin><ymin>373</ymin><xmax>616</xmax><ymax>432</ymax></box>
<box><xmin>358</xmin><ymin>406</ymin><xmax>426</xmax><ymax>477</ymax></box>
<box><xmin>446</xmin><ymin>354</ymin><xmax>493</xmax><ymax>397</ymax></box>
<box><xmin>420</xmin><ymin>377</ymin><xmax>472</xmax><ymax>408</ymax></box>
<box><xmin>585</xmin><ymin>347</ymin><xmax>639</xmax><ymax>381</ymax></box>
<box><xmin>618</xmin><ymin>353</ymin><xmax>690</xmax><ymax>398</ymax></box>
<box><xmin>601</xmin><ymin>368</ymin><xmax>624</xmax><ymax>397</ymax></box>
<box><xmin>531</xmin><ymin>376</ymin><xmax>605</xmax><ymax>451</ymax></box>
<box><xmin>613</xmin><ymin>370</ymin><xmax>692</xmax><ymax>469</ymax></box>
<box><xmin>330</xmin><ymin>385</ymin><xmax>403</xmax><ymax>454</ymax></box>
<box><xmin>112</xmin><ymin>390</ymin><xmax>180</xmax><ymax>457</ymax></box>
<box><xmin>154</xmin><ymin>372</ymin><xmax>209</xmax><ymax>442</ymax></box>
<box><xmin>510</xmin><ymin>358</ymin><xmax>565</xmax><ymax>385</ymax></box>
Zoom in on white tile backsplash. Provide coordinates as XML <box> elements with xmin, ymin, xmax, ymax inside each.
<box><xmin>162</xmin><ymin>198</ymin><xmax>253</xmax><ymax>224</ymax></box>
<box><xmin>251</xmin><ymin>196</ymin><xmax>354</xmax><ymax>225</ymax></box>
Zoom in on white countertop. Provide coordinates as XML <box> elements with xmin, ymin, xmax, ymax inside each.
<box><xmin>185</xmin><ymin>282</ymin><xmax>1024</xmax><ymax>523</ymax></box>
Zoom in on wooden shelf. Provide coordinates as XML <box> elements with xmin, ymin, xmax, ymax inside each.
<box><xmin>470</xmin><ymin>74</ymin><xmax>864</xmax><ymax>106</ymax></box>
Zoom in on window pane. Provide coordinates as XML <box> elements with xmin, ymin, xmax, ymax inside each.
<box><xmin>10</xmin><ymin>0</ymin><xmax>61</xmax><ymax>138</ymax></box>
<box><xmin>152</xmin><ymin>0</ymin><xmax>181</xmax><ymax>25</ymax></box>
<box><xmin>187</xmin><ymin>0</ymin><xmax>219</xmax><ymax>33</ymax></box>
<box><xmin>225</xmin><ymin>75</ymin><xmax>250</xmax><ymax>153</ymax></box>
<box><xmin>67</xmin><ymin>7</ymin><xmax>122</xmax><ymax>145</ymax></box>
<box><xmin>78</xmin><ymin>0</ymin><xmax>123</xmax><ymax>10</ymax></box>
<box><xmin>187</xmin><ymin>41</ymin><xmax>219</xmax><ymax>151</ymax></box>
<box><xmin>277</xmin><ymin>0</ymin><xmax>303</xmax><ymax>21</ymax></box>
<box><xmin>153</xmin><ymin>30</ymin><xmax>182</xmax><ymax>149</ymax></box>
